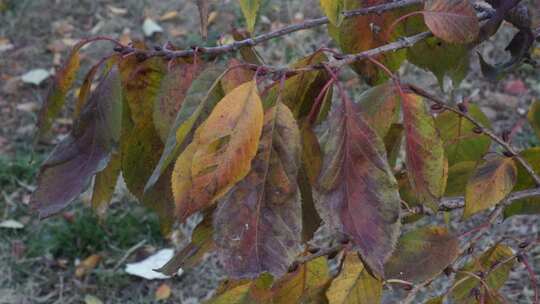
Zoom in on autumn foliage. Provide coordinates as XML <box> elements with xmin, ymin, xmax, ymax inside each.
<box><xmin>32</xmin><ymin>0</ymin><xmax>540</xmax><ymax>303</ymax></box>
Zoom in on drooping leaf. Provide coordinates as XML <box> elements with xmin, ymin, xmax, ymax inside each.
<box><xmin>435</xmin><ymin>104</ymin><xmax>491</xmax><ymax>166</ymax></box>
<box><xmin>326</xmin><ymin>253</ymin><xmax>382</xmax><ymax>304</ymax></box>
<box><xmin>317</xmin><ymin>98</ymin><xmax>401</xmax><ymax>277</ymax></box>
<box><xmin>207</xmin><ymin>274</ymin><xmax>274</xmax><ymax>304</ymax></box>
<box><xmin>423</xmin><ymin>0</ymin><xmax>479</xmax><ymax>44</ymax></box>
<box><xmin>328</xmin><ymin>0</ymin><xmax>410</xmax><ymax>84</ymax></box>
<box><xmin>214</xmin><ymin>102</ymin><xmax>302</xmax><ymax>278</ymax></box>
<box><xmin>385</xmin><ymin>226</ymin><xmax>459</xmax><ymax>283</ymax></box>
<box><xmin>239</xmin><ymin>0</ymin><xmax>261</xmax><ymax>33</ymax></box>
<box><xmin>451</xmin><ymin>244</ymin><xmax>515</xmax><ymax>304</ymax></box>
<box><xmin>32</xmin><ymin>67</ymin><xmax>122</xmax><ymax>217</ymax></box>
<box><xmin>503</xmin><ymin>147</ymin><xmax>540</xmax><ymax>218</ymax></box>
<box><xmin>320</xmin><ymin>0</ymin><xmax>344</xmax><ymax>26</ymax></box>
<box><xmin>153</xmin><ymin>61</ymin><xmax>205</xmax><ymax>141</ymax></box>
<box><xmin>196</xmin><ymin>0</ymin><xmax>210</xmax><ymax>39</ymax></box>
<box><xmin>118</xmin><ymin>55</ymin><xmax>176</xmax><ymax>234</ymax></box>
<box><xmin>357</xmin><ymin>82</ymin><xmax>401</xmax><ymax>138</ymax></box>
<box><xmin>383</xmin><ymin>123</ymin><xmax>403</xmax><ymax>169</ymax></box>
<box><xmin>158</xmin><ymin>211</ymin><xmax>215</xmax><ymax>275</ymax></box>
<box><xmin>528</xmin><ymin>100</ymin><xmax>540</xmax><ymax>140</ymax></box>
<box><xmin>37</xmin><ymin>41</ymin><xmax>84</xmax><ymax>140</ymax></box>
<box><xmin>145</xmin><ymin>66</ymin><xmax>226</xmax><ymax>192</ymax></box>
<box><xmin>272</xmin><ymin>256</ymin><xmax>331</xmax><ymax>304</ymax></box>
<box><xmin>402</xmin><ymin>94</ymin><xmax>447</xmax><ymax>210</ymax></box>
<box><xmin>444</xmin><ymin>161</ymin><xmax>477</xmax><ymax>196</ymax></box>
<box><xmin>91</xmin><ymin>151</ymin><xmax>121</xmax><ymax>216</ymax></box>
<box><xmin>464</xmin><ymin>156</ymin><xmax>517</xmax><ymax>218</ymax></box>
<box><xmin>174</xmin><ymin>80</ymin><xmax>264</xmax><ymax>221</ymax></box>
<box><xmin>232</xmin><ymin>29</ymin><xmax>264</xmax><ymax>65</ymax></box>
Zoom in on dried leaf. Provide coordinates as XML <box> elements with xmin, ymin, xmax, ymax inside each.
<box><xmin>239</xmin><ymin>0</ymin><xmax>261</xmax><ymax>33</ymax></box>
<box><xmin>423</xmin><ymin>0</ymin><xmax>479</xmax><ymax>43</ymax></box>
<box><xmin>385</xmin><ymin>226</ymin><xmax>459</xmax><ymax>283</ymax></box>
<box><xmin>75</xmin><ymin>254</ymin><xmax>101</xmax><ymax>278</ymax></box>
<box><xmin>174</xmin><ymin>80</ymin><xmax>264</xmax><ymax>221</ymax></box>
<box><xmin>451</xmin><ymin>244</ymin><xmax>515</xmax><ymax>303</ymax></box>
<box><xmin>0</xmin><ymin>219</ymin><xmax>24</xmax><ymax>229</ymax></box>
<box><xmin>21</xmin><ymin>69</ymin><xmax>51</xmax><ymax>85</ymax></box>
<box><xmin>214</xmin><ymin>102</ymin><xmax>302</xmax><ymax>278</ymax></box>
<box><xmin>464</xmin><ymin>156</ymin><xmax>517</xmax><ymax>218</ymax></box>
<box><xmin>435</xmin><ymin>104</ymin><xmax>491</xmax><ymax>166</ymax></box>
<box><xmin>32</xmin><ymin>68</ymin><xmax>122</xmax><ymax>217</ymax></box>
<box><xmin>326</xmin><ymin>253</ymin><xmax>382</xmax><ymax>304</ymax></box>
<box><xmin>125</xmin><ymin>249</ymin><xmax>174</xmax><ymax>280</ymax></box>
<box><xmin>320</xmin><ymin>0</ymin><xmax>344</xmax><ymax>26</ymax></box>
<box><xmin>155</xmin><ymin>283</ymin><xmax>172</xmax><ymax>301</ymax></box>
<box><xmin>402</xmin><ymin>94</ymin><xmax>447</xmax><ymax>210</ymax></box>
<box><xmin>317</xmin><ymin>99</ymin><xmax>401</xmax><ymax>277</ymax></box>
<box><xmin>142</xmin><ymin>18</ymin><xmax>163</xmax><ymax>37</ymax></box>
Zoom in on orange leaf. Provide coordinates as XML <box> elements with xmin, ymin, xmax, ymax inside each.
<box><xmin>75</xmin><ymin>254</ymin><xmax>101</xmax><ymax>278</ymax></box>
<box><xmin>155</xmin><ymin>283</ymin><xmax>172</xmax><ymax>301</ymax></box>
<box><xmin>424</xmin><ymin>0</ymin><xmax>479</xmax><ymax>43</ymax></box>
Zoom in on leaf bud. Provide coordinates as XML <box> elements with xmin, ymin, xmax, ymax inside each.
<box><xmin>457</xmin><ymin>103</ymin><xmax>468</xmax><ymax>113</ymax></box>
<box><xmin>430</xmin><ymin>103</ymin><xmax>443</xmax><ymax>111</ymax></box>
<box><xmin>519</xmin><ymin>241</ymin><xmax>530</xmax><ymax>248</ymax></box>
<box><xmin>516</xmin><ymin>253</ymin><xmax>524</xmax><ymax>263</ymax></box>
<box><xmin>472</xmin><ymin>127</ymin><xmax>483</xmax><ymax>134</ymax></box>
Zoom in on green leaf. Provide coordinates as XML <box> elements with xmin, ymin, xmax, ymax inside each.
<box><xmin>32</xmin><ymin>67</ymin><xmax>123</xmax><ymax>217</ymax></box>
<box><xmin>317</xmin><ymin>99</ymin><xmax>401</xmax><ymax>277</ymax></box>
<box><xmin>320</xmin><ymin>0</ymin><xmax>344</xmax><ymax>26</ymax></box>
<box><xmin>435</xmin><ymin>104</ymin><xmax>491</xmax><ymax>166</ymax></box>
<box><xmin>385</xmin><ymin>226</ymin><xmax>459</xmax><ymax>283</ymax></box>
<box><xmin>423</xmin><ymin>0</ymin><xmax>479</xmax><ymax>43</ymax></box>
<box><xmin>528</xmin><ymin>100</ymin><xmax>540</xmax><ymax>140</ymax></box>
<box><xmin>445</xmin><ymin>161</ymin><xmax>477</xmax><ymax>196</ymax></box>
<box><xmin>357</xmin><ymin>82</ymin><xmax>401</xmax><ymax>138</ymax></box>
<box><xmin>383</xmin><ymin>123</ymin><xmax>403</xmax><ymax>169</ymax></box>
<box><xmin>451</xmin><ymin>244</ymin><xmax>515</xmax><ymax>304</ymax></box>
<box><xmin>214</xmin><ymin>103</ymin><xmax>302</xmax><ymax>278</ymax></box>
<box><xmin>503</xmin><ymin>147</ymin><xmax>540</xmax><ymax>218</ymax></box>
<box><xmin>239</xmin><ymin>0</ymin><xmax>261</xmax><ymax>33</ymax></box>
<box><xmin>464</xmin><ymin>156</ymin><xmax>517</xmax><ymax>218</ymax></box>
<box><xmin>402</xmin><ymin>94</ymin><xmax>447</xmax><ymax>210</ymax></box>
<box><xmin>326</xmin><ymin>253</ymin><xmax>382</xmax><ymax>304</ymax></box>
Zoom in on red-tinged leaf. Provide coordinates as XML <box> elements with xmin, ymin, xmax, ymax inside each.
<box><xmin>214</xmin><ymin>102</ymin><xmax>302</xmax><ymax>278</ymax></box>
<box><xmin>91</xmin><ymin>151</ymin><xmax>121</xmax><ymax>216</ymax></box>
<box><xmin>384</xmin><ymin>226</ymin><xmax>459</xmax><ymax>283</ymax></box>
<box><xmin>328</xmin><ymin>0</ymin><xmax>409</xmax><ymax>84</ymax></box>
<box><xmin>357</xmin><ymin>82</ymin><xmax>401</xmax><ymax>138</ymax></box>
<box><xmin>221</xmin><ymin>58</ymin><xmax>255</xmax><ymax>93</ymax></box>
<box><xmin>383</xmin><ymin>123</ymin><xmax>403</xmax><ymax>169</ymax></box>
<box><xmin>158</xmin><ymin>211</ymin><xmax>214</xmax><ymax>275</ymax></box>
<box><xmin>451</xmin><ymin>244</ymin><xmax>515</xmax><ymax>304</ymax></box>
<box><xmin>37</xmin><ymin>41</ymin><xmax>84</xmax><ymax>140</ymax></box>
<box><xmin>154</xmin><ymin>61</ymin><xmax>205</xmax><ymax>141</ymax></box>
<box><xmin>402</xmin><ymin>94</ymin><xmax>447</xmax><ymax>210</ymax></box>
<box><xmin>317</xmin><ymin>99</ymin><xmax>401</xmax><ymax>277</ymax></box>
<box><xmin>144</xmin><ymin>66</ymin><xmax>226</xmax><ymax>193</ymax></box>
<box><xmin>435</xmin><ymin>104</ymin><xmax>491</xmax><ymax>166</ymax></box>
<box><xmin>32</xmin><ymin>67</ymin><xmax>122</xmax><ymax>217</ymax></box>
<box><xmin>272</xmin><ymin>256</ymin><xmax>331</xmax><ymax>303</ymax></box>
<box><xmin>173</xmin><ymin>80</ymin><xmax>264</xmax><ymax>221</ymax></box>
<box><xmin>423</xmin><ymin>0</ymin><xmax>480</xmax><ymax>44</ymax></box>
<box><xmin>464</xmin><ymin>156</ymin><xmax>517</xmax><ymax>218</ymax></box>
<box><xmin>326</xmin><ymin>253</ymin><xmax>382</xmax><ymax>304</ymax></box>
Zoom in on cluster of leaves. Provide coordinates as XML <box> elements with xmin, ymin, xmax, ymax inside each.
<box><xmin>31</xmin><ymin>0</ymin><xmax>539</xmax><ymax>303</ymax></box>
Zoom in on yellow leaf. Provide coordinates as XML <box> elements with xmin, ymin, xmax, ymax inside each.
<box><xmin>239</xmin><ymin>0</ymin><xmax>261</xmax><ymax>33</ymax></box>
<box><xmin>320</xmin><ymin>0</ymin><xmax>344</xmax><ymax>26</ymax></box>
<box><xmin>464</xmin><ymin>156</ymin><xmax>517</xmax><ymax>218</ymax></box>
<box><xmin>155</xmin><ymin>283</ymin><xmax>172</xmax><ymax>301</ymax></box>
<box><xmin>75</xmin><ymin>254</ymin><xmax>101</xmax><ymax>278</ymax></box>
<box><xmin>173</xmin><ymin>80</ymin><xmax>264</xmax><ymax>221</ymax></box>
<box><xmin>326</xmin><ymin>253</ymin><xmax>382</xmax><ymax>304</ymax></box>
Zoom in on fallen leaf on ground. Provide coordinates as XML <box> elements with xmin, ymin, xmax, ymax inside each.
<box><xmin>21</xmin><ymin>69</ymin><xmax>51</xmax><ymax>85</ymax></box>
<box><xmin>75</xmin><ymin>254</ymin><xmax>101</xmax><ymax>278</ymax></box>
<box><xmin>0</xmin><ymin>220</ymin><xmax>24</xmax><ymax>229</ymax></box>
<box><xmin>107</xmin><ymin>5</ymin><xmax>127</xmax><ymax>15</ymax></box>
<box><xmin>142</xmin><ymin>18</ymin><xmax>163</xmax><ymax>37</ymax></box>
<box><xmin>84</xmin><ymin>295</ymin><xmax>103</xmax><ymax>304</ymax></box>
<box><xmin>155</xmin><ymin>283</ymin><xmax>172</xmax><ymax>300</ymax></box>
<box><xmin>125</xmin><ymin>248</ymin><xmax>174</xmax><ymax>279</ymax></box>
<box><xmin>160</xmin><ymin>11</ymin><xmax>178</xmax><ymax>21</ymax></box>
<box><xmin>0</xmin><ymin>37</ymin><xmax>14</xmax><ymax>53</ymax></box>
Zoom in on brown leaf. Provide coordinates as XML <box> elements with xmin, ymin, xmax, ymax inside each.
<box><xmin>75</xmin><ymin>254</ymin><xmax>101</xmax><ymax>278</ymax></box>
<box><xmin>155</xmin><ymin>283</ymin><xmax>172</xmax><ymax>301</ymax></box>
<box><xmin>214</xmin><ymin>102</ymin><xmax>302</xmax><ymax>278</ymax></box>
<box><xmin>317</xmin><ymin>98</ymin><xmax>401</xmax><ymax>277</ymax></box>
<box><xmin>424</xmin><ymin>0</ymin><xmax>480</xmax><ymax>43</ymax></box>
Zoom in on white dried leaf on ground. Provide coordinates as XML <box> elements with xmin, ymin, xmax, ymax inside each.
<box><xmin>125</xmin><ymin>248</ymin><xmax>177</xmax><ymax>279</ymax></box>
<box><xmin>21</xmin><ymin>69</ymin><xmax>51</xmax><ymax>85</ymax></box>
<box><xmin>0</xmin><ymin>220</ymin><xmax>24</xmax><ymax>229</ymax></box>
<box><xmin>142</xmin><ymin>18</ymin><xmax>163</xmax><ymax>37</ymax></box>
<box><xmin>84</xmin><ymin>295</ymin><xmax>103</xmax><ymax>304</ymax></box>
